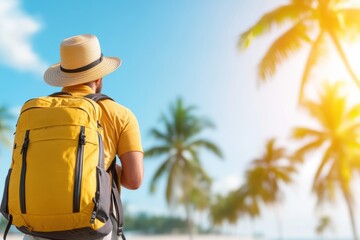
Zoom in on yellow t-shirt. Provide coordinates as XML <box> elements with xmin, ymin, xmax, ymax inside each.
<box><xmin>62</xmin><ymin>85</ymin><xmax>143</xmax><ymax>169</ymax></box>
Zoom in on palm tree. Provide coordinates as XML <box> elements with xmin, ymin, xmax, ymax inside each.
<box><xmin>292</xmin><ymin>82</ymin><xmax>360</xmax><ymax>239</ymax></box>
<box><xmin>243</xmin><ymin>139</ymin><xmax>295</xmax><ymax>240</ymax></box>
<box><xmin>210</xmin><ymin>186</ymin><xmax>260</xmax><ymax>226</ymax></box>
<box><xmin>180</xmin><ymin>166</ymin><xmax>213</xmax><ymax>235</ymax></box>
<box><xmin>248</xmin><ymin>139</ymin><xmax>295</xmax><ymax>203</ymax></box>
<box><xmin>210</xmin><ymin>188</ymin><xmax>260</xmax><ymax>236</ymax></box>
<box><xmin>211</xmin><ymin>139</ymin><xmax>295</xmax><ymax>239</ymax></box>
<box><xmin>145</xmin><ymin>98</ymin><xmax>223</xmax><ymax>239</ymax></box>
<box><xmin>239</xmin><ymin>0</ymin><xmax>360</xmax><ymax>102</ymax></box>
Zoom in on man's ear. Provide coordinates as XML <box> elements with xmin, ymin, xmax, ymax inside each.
<box><xmin>94</xmin><ymin>78</ymin><xmax>103</xmax><ymax>94</ymax></box>
<box><xmin>95</xmin><ymin>78</ymin><xmax>102</xmax><ymax>86</ymax></box>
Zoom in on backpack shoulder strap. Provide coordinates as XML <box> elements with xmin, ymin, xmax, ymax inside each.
<box><xmin>49</xmin><ymin>92</ymin><xmax>114</xmax><ymax>102</ymax></box>
<box><xmin>85</xmin><ymin>93</ymin><xmax>114</xmax><ymax>102</ymax></box>
<box><xmin>49</xmin><ymin>92</ymin><xmax>72</xmax><ymax>97</ymax></box>
<box><xmin>108</xmin><ymin>158</ymin><xmax>126</xmax><ymax>239</ymax></box>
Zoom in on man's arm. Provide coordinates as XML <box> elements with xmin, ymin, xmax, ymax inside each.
<box><xmin>118</xmin><ymin>151</ymin><xmax>144</xmax><ymax>190</ymax></box>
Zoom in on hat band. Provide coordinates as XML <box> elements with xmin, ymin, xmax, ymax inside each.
<box><xmin>60</xmin><ymin>53</ymin><xmax>103</xmax><ymax>73</ymax></box>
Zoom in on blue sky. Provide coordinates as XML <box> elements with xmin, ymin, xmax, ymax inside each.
<box><xmin>2</xmin><ymin>0</ymin><xmax>360</xmax><ymax>238</ymax></box>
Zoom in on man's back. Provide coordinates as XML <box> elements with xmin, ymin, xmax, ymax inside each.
<box><xmin>1</xmin><ymin>34</ymin><xmax>144</xmax><ymax>240</ymax></box>
<box><xmin>62</xmin><ymin>84</ymin><xmax>144</xmax><ymax>189</ymax></box>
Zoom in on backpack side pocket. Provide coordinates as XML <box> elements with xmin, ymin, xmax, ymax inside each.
<box><xmin>1</xmin><ymin>169</ymin><xmax>12</xmax><ymax>219</ymax></box>
<box><xmin>91</xmin><ymin>167</ymin><xmax>111</xmax><ymax>224</ymax></box>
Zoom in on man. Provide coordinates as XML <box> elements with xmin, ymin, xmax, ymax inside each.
<box><xmin>24</xmin><ymin>34</ymin><xmax>144</xmax><ymax>239</ymax></box>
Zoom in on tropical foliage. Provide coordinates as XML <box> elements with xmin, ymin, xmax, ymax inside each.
<box><xmin>292</xmin><ymin>82</ymin><xmax>360</xmax><ymax>239</ymax></box>
<box><xmin>239</xmin><ymin>0</ymin><xmax>360</xmax><ymax>101</ymax></box>
<box><xmin>145</xmin><ymin>98</ymin><xmax>223</xmax><ymax>238</ymax></box>
<box><xmin>316</xmin><ymin>215</ymin><xmax>333</xmax><ymax>236</ymax></box>
<box><xmin>125</xmin><ymin>212</ymin><xmax>195</xmax><ymax>234</ymax></box>
<box><xmin>211</xmin><ymin>138</ymin><xmax>295</xmax><ymax>239</ymax></box>
<box><xmin>139</xmin><ymin>1</ymin><xmax>360</xmax><ymax>238</ymax></box>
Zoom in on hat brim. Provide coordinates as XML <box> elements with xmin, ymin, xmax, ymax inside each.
<box><xmin>44</xmin><ymin>56</ymin><xmax>122</xmax><ymax>87</ymax></box>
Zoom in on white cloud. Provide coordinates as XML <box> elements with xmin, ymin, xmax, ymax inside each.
<box><xmin>213</xmin><ymin>175</ymin><xmax>242</xmax><ymax>196</ymax></box>
<box><xmin>0</xmin><ymin>0</ymin><xmax>47</xmax><ymax>75</ymax></box>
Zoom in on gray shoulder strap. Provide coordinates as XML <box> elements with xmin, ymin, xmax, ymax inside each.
<box><xmin>85</xmin><ymin>94</ymin><xmax>114</xmax><ymax>102</ymax></box>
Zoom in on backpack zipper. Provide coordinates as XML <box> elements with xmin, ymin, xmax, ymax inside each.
<box><xmin>73</xmin><ymin>126</ymin><xmax>86</xmax><ymax>213</ymax></box>
<box><xmin>97</xmin><ymin>132</ymin><xmax>105</xmax><ymax>168</ymax></box>
<box><xmin>90</xmin><ymin>180</ymin><xmax>100</xmax><ymax>224</ymax></box>
<box><xmin>90</xmin><ymin>132</ymin><xmax>105</xmax><ymax>223</ymax></box>
<box><xmin>20</xmin><ymin>130</ymin><xmax>30</xmax><ymax>214</ymax></box>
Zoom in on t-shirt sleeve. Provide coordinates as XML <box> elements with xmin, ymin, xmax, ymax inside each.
<box><xmin>117</xmin><ymin>109</ymin><xmax>143</xmax><ymax>156</ymax></box>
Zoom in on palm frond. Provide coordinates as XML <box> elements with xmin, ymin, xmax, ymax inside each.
<box><xmin>188</xmin><ymin>139</ymin><xmax>223</xmax><ymax>159</ymax></box>
<box><xmin>188</xmin><ymin>117</ymin><xmax>215</xmax><ymax>137</ymax></box>
<box><xmin>239</xmin><ymin>3</ymin><xmax>312</xmax><ymax>49</ymax></box>
<box><xmin>145</xmin><ymin>145</ymin><xmax>171</xmax><ymax>158</ymax></box>
<box><xmin>317</xmin><ymin>82</ymin><xmax>348</xmax><ymax>130</ymax></box>
<box><xmin>160</xmin><ymin>113</ymin><xmax>175</xmax><ymax>141</ymax></box>
<box><xmin>292</xmin><ymin>138</ymin><xmax>325</xmax><ymax>163</ymax></box>
<box><xmin>149</xmin><ymin>128</ymin><xmax>172</xmax><ymax>143</ymax></box>
<box><xmin>314</xmin><ymin>158</ymin><xmax>346</xmax><ymax>205</ymax></box>
<box><xmin>312</xmin><ymin>146</ymin><xmax>333</xmax><ymax>189</ymax></box>
<box><xmin>314</xmin><ymin>176</ymin><xmax>336</xmax><ymax>205</ymax></box>
<box><xmin>300</xmin><ymin>99</ymin><xmax>329</xmax><ymax>127</ymax></box>
<box><xmin>337</xmin><ymin>8</ymin><xmax>360</xmax><ymax>37</ymax></box>
<box><xmin>341</xmin><ymin>123</ymin><xmax>360</xmax><ymax>147</ymax></box>
<box><xmin>299</xmin><ymin>31</ymin><xmax>328</xmax><ymax>102</ymax></box>
<box><xmin>183</xmin><ymin>157</ymin><xmax>212</xmax><ymax>184</ymax></box>
<box><xmin>167</xmin><ymin>98</ymin><xmax>215</xmax><ymax>141</ymax></box>
<box><xmin>258</xmin><ymin>20</ymin><xmax>311</xmax><ymax>81</ymax></box>
<box><xmin>186</xmin><ymin>147</ymin><xmax>200</xmax><ymax>164</ymax></box>
<box><xmin>292</xmin><ymin>127</ymin><xmax>324</xmax><ymax>139</ymax></box>
<box><xmin>149</xmin><ymin>158</ymin><xmax>171</xmax><ymax>193</ymax></box>
<box><xmin>345</xmin><ymin>102</ymin><xmax>360</xmax><ymax>121</ymax></box>
<box><xmin>275</xmin><ymin>165</ymin><xmax>297</xmax><ymax>180</ymax></box>
<box><xmin>166</xmin><ymin>162</ymin><xmax>178</xmax><ymax>205</ymax></box>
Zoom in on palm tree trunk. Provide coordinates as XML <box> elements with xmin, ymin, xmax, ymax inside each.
<box><xmin>342</xmin><ymin>189</ymin><xmax>358</xmax><ymax>240</ymax></box>
<box><xmin>329</xmin><ymin>31</ymin><xmax>360</xmax><ymax>89</ymax></box>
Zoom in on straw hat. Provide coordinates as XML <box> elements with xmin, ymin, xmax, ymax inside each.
<box><xmin>44</xmin><ymin>34</ymin><xmax>121</xmax><ymax>87</ymax></box>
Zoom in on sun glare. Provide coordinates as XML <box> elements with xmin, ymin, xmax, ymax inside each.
<box><xmin>336</xmin><ymin>41</ymin><xmax>360</xmax><ymax>78</ymax></box>
<box><xmin>341</xmin><ymin>0</ymin><xmax>360</xmax><ymax>8</ymax></box>
<box><xmin>306</xmin><ymin>39</ymin><xmax>360</xmax><ymax>105</ymax></box>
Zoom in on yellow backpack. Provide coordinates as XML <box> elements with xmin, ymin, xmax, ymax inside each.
<box><xmin>1</xmin><ymin>93</ymin><xmax>125</xmax><ymax>240</ymax></box>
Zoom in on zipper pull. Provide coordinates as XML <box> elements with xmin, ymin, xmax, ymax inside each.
<box><xmin>90</xmin><ymin>203</ymin><xmax>98</xmax><ymax>224</ymax></box>
<box><xmin>21</xmin><ymin>131</ymin><xmax>30</xmax><ymax>155</ymax></box>
<box><xmin>90</xmin><ymin>191</ymin><xmax>100</xmax><ymax>224</ymax></box>
<box><xmin>79</xmin><ymin>128</ymin><xmax>86</xmax><ymax>145</ymax></box>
